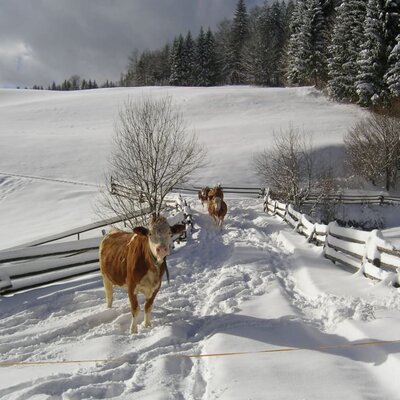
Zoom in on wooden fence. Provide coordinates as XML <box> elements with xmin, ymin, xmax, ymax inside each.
<box><xmin>271</xmin><ymin>191</ymin><xmax>400</xmax><ymax>206</ymax></box>
<box><xmin>264</xmin><ymin>191</ymin><xmax>400</xmax><ymax>286</ymax></box>
<box><xmin>0</xmin><ymin>199</ymin><xmax>192</xmax><ymax>295</ymax></box>
<box><xmin>110</xmin><ymin>177</ymin><xmax>265</xmax><ymax>199</ymax></box>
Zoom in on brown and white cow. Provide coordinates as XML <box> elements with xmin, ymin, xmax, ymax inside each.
<box><xmin>207</xmin><ymin>186</ymin><xmax>227</xmax><ymax>227</ymax></box>
<box><xmin>207</xmin><ymin>185</ymin><xmax>224</xmax><ymax>203</ymax></box>
<box><xmin>99</xmin><ymin>216</ymin><xmax>185</xmax><ymax>334</ymax></box>
<box><xmin>198</xmin><ymin>186</ymin><xmax>210</xmax><ymax>208</ymax></box>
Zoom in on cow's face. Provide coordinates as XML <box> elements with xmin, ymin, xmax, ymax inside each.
<box><xmin>208</xmin><ymin>187</ymin><xmax>223</xmax><ymax>211</ymax></box>
<box><xmin>134</xmin><ymin>216</ymin><xmax>185</xmax><ymax>264</ymax></box>
<box><xmin>202</xmin><ymin>187</ymin><xmax>210</xmax><ymax>198</ymax></box>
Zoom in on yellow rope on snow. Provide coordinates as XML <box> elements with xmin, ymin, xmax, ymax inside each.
<box><xmin>2</xmin><ymin>339</ymin><xmax>400</xmax><ymax>367</ymax></box>
<box><xmin>181</xmin><ymin>339</ymin><xmax>400</xmax><ymax>359</ymax></box>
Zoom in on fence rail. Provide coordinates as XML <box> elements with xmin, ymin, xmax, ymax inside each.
<box><xmin>0</xmin><ymin>198</ymin><xmax>192</xmax><ymax>295</ymax></box>
<box><xmin>3</xmin><ymin>209</ymin><xmax>150</xmax><ymax>251</ymax></box>
<box><xmin>111</xmin><ymin>179</ymin><xmax>265</xmax><ymax>198</ymax></box>
<box><xmin>269</xmin><ymin>191</ymin><xmax>400</xmax><ymax>206</ymax></box>
<box><xmin>264</xmin><ymin>190</ymin><xmax>400</xmax><ymax>287</ymax></box>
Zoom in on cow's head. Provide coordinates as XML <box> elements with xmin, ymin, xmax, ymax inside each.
<box><xmin>208</xmin><ymin>187</ymin><xmax>223</xmax><ymax>211</ymax></box>
<box><xmin>133</xmin><ymin>216</ymin><xmax>185</xmax><ymax>264</ymax></box>
<box><xmin>202</xmin><ymin>186</ymin><xmax>210</xmax><ymax>197</ymax></box>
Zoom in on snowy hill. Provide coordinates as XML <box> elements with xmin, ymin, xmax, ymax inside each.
<box><xmin>1</xmin><ymin>87</ymin><xmax>400</xmax><ymax>400</ymax></box>
<box><xmin>0</xmin><ymin>86</ymin><xmax>365</xmax><ymax>249</ymax></box>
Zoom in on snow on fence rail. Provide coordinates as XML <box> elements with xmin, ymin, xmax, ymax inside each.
<box><xmin>0</xmin><ymin>197</ymin><xmax>192</xmax><ymax>295</ymax></box>
<box><xmin>263</xmin><ymin>190</ymin><xmax>400</xmax><ymax>286</ymax></box>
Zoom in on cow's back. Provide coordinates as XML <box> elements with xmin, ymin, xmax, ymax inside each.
<box><xmin>99</xmin><ymin>230</ymin><xmax>135</xmax><ymax>286</ymax></box>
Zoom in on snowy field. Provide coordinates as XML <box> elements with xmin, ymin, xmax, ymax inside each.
<box><xmin>0</xmin><ymin>85</ymin><xmax>366</xmax><ymax>248</ymax></box>
<box><xmin>1</xmin><ymin>86</ymin><xmax>400</xmax><ymax>399</ymax></box>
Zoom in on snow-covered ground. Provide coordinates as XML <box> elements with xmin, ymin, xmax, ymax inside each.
<box><xmin>1</xmin><ymin>86</ymin><xmax>400</xmax><ymax>399</ymax></box>
<box><xmin>0</xmin><ymin>85</ymin><xmax>366</xmax><ymax>249</ymax></box>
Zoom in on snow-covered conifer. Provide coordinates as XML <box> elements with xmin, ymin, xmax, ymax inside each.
<box><xmin>328</xmin><ymin>0</ymin><xmax>366</xmax><ymax>101</ymax></box>
<box><xmin>204</xmin><ymin>28</ymin><xmax>218</xmax><ymax>86</ymax></box>
<box><xmin>356</xmin><ymin>0</ymin><xmax>400</xmax><ymax>106</ymax></box>
<box><xmin>286</xmin><ymin>0</ymin><xmax>328</xmax><ymax>87</ymax></box>
<box><xmin>385</xmin><ymin>34</ymin><xmax>400</xmax><ymax>97</ymax></box>
<box><xmin>226</xmin><ymin>0</ymin><xmax>250</xmax><ymax>84</ymax></box>
<box><xmin>169</xmin><ymin>35</ymin><xmax>185</xmax><ymax>86</ymax></box>
<box><xmin>286</xmin><ymin>0</ymin><xmax>306</xmax><ymax>85</ymax></box>
<box><xmin>182</xmin><ymin>31</ymin><xmax>196</xmax><ymax>86</ymax></box>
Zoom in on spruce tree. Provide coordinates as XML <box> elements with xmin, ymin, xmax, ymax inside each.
<box><xmin>196</xmin><ymin>27</ymin><xmax>218</xmax><ymax>86</ymax></box>
<box><xmin>357</xmin><ymin>0</ymin><xmax>387</xmax><ymax>105</ymax></box>
<box><xmin>169</xmin><ymin>35</ymin><xmax>185</xmax><ymax>85</ymax></box>
<box><xmin>385</xmin><ymin>34</ymin><xmax>400</xmax><ymax>98</ymax></box>
<box><xmin>306</xmin><ymin>0</ymin><xmax>329</xmax><ymax>87</ymax></box>
<box><xmin>269</xmin><ymin>1</ymin><xmax>287</xmax><ymax>86</ymax></box>
<box><xmin>226</xmin><ymin>0</ymin><xmax>250</xmax><ymax>84</ymax></box>
<box><xmin>182</xmin><ymin>31</ymin><xmax>196</xmax><ymax>86</ymax></box>
<box><xmin>205</xmin><ymin>28</ymin><xmax>218</xmax><ymax>85</ymax></box>
<box><xmin>286</xmin><ymin>0</ymin><xmax>328</xmax><ymax>87</ymax></box>
<box><xmin>328</xmin><ymin>0</ymin><xmax>366</xmax><ymax>101</ymax></box>
<box><xmin>214</xmin><ymin>19</ymin><xmax>233</xmax><ymax>84</ymax></box>
<box><xmin>356</xmin><ymin>0</ymin><xmax>400</xmax><ymax>105</ymax></box>
<box><xmin>243</xmin><ymin>4</ymin><xmax>273</xmax><ymax>86</ymax></box>
<box><xmin>286</xmin><ymin>0</ymin><xmax>307</xmax><ymax>85</ymax></box>
<box><xmin>384</xmin><ymin>0</ymin><xmax>400</xmax><ymax>99</ymax></box>
<box><xmin>158</xmin><ymin>44</ymin><xmax>171</xmax><ymax>85</ymax></box>
<box><xmin>242</xmin><ymin>1</ymin><xmax>288</xmax><ymax>86</ymax></box>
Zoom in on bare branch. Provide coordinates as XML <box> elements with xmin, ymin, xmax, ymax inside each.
<box><xmin>96</xmin><ymin>96</ymin><xmax>207</xmax><ymax>224</ymax></box>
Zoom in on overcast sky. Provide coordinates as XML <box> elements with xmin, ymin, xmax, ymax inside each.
<box><xmin>0</xmin><ymin>0</ymin><xmax>265</xmax><ymax>88</ymax></box>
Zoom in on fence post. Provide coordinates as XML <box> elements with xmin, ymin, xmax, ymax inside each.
<box><xmin>307</xmin><ymin>224</ymin><xmax>316</xmax><ymax>243</ymax></box>
<box><xmin>323</xmin><ymin>222</ymin><xmax>334</xmax><ymax>253</ymax></box>
<box><xmin>363</xmin><ymin>229</ymin><xmax>382</xmax><ymax>269</ymax></box>
<box><xmin>263</xmin><ymin>188</ymin><xmax>270</xmax><ymax>213</ymax></box>
<box><xmin>283</xmin><ymin>204</ymin><xmax>289</xmax><ymax>222</ymax></box>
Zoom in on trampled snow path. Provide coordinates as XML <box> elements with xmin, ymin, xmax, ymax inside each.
<box><xmin>1</xmin><ymin>198</ymin><xmax>400</xmax><ymax>400</ymax></box>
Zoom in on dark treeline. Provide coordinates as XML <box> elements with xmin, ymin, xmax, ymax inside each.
<box><xmin>31</xmin><ymin>75</ymin><xmax>118</xmax><ymax>91</ymax></box>
<box><xmin>121</xmin><ymin>0</ymin><xmax>294</xmax><ymax>88</ymax></box>
<box><xmin>121</xmin><ymin>0</ymin><xmax>400</xmax><ymax>108</ymax></box>
<box><xmin>30</xmin><ymin>0</ymin><xmax>400</xmax><ymax>108</ymax></box>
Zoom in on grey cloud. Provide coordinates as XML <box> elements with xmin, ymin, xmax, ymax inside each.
<box><xmin>0</xmin><ymin>0</ymin><xmax>264</xmax><ymax>88</ymax></box>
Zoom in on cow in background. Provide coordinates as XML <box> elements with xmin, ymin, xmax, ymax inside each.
<box><xmin>198</xmin><ymin>186</ymin><xmax>210</xmax><ymax>208</ymax></box>
<box><xmin>99</xmin><ymin>216</ymin><xmax>185</xmax><ymax>334</ymax></box>
<box><xmin>207</xmin><ymin>185</ymin><xmax>227</xmax><ymax>228</ymax></box>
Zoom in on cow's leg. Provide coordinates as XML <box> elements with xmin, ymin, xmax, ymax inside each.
<box><xmin>102</xmin><ymin>275</ymin><xmax>114</xmax><ymax>308</ymax></box>
<box><xmin>143</xmin><ymin>287</ymin><xmax>160</xmax><ymax>328</ymax></box>
<box><xmin>128</xmin><ymin>285</ymin><xmax>140</xmax><ymax>334</ymax></box>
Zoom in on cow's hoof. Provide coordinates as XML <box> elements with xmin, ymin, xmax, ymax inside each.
<box><xmin>130</xmin><ymin>322</ymin><xmax>138</xmax><ymax>334</ymax></box>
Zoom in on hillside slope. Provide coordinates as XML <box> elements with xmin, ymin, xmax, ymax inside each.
<box><xmin>0</xmin><ymin>86</ymin><xmax>366</xmax><ymax>249</ymax></box>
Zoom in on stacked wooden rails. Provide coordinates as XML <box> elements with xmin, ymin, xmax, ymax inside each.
<box><xmin>0</xmin><ymin>199</ymin><xmax>192</xmax><ymax>295</ymax></box>
<box><xmin>264</xmin><ymin>191</ymin><xmax>400</xmax><ymax>286</ymax></box>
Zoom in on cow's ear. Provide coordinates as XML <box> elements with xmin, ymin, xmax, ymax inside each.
<box><xmin>171</xmin><ymin>224</ymin><xmax>185</xmax><ymax>235</ymax></box>
<box><xmin>133</xmin><ymin>226</ymin><xmax>149</xmax><ymax>236</ymax></box>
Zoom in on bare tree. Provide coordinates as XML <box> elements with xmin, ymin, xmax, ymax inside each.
<box><xmin>253</xmin><ymin>126</ymin><xmax>317</xmax><ymax>207</ymax></box>
<box><xmin>344</xmin><ymin>113</ymin><xmax>400</xmax><ymax>191</ymax></box>
<box><xmin>97</xmin><ymin>96</ymin><xmax>206</xmax><ymax>228</ymax></box>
